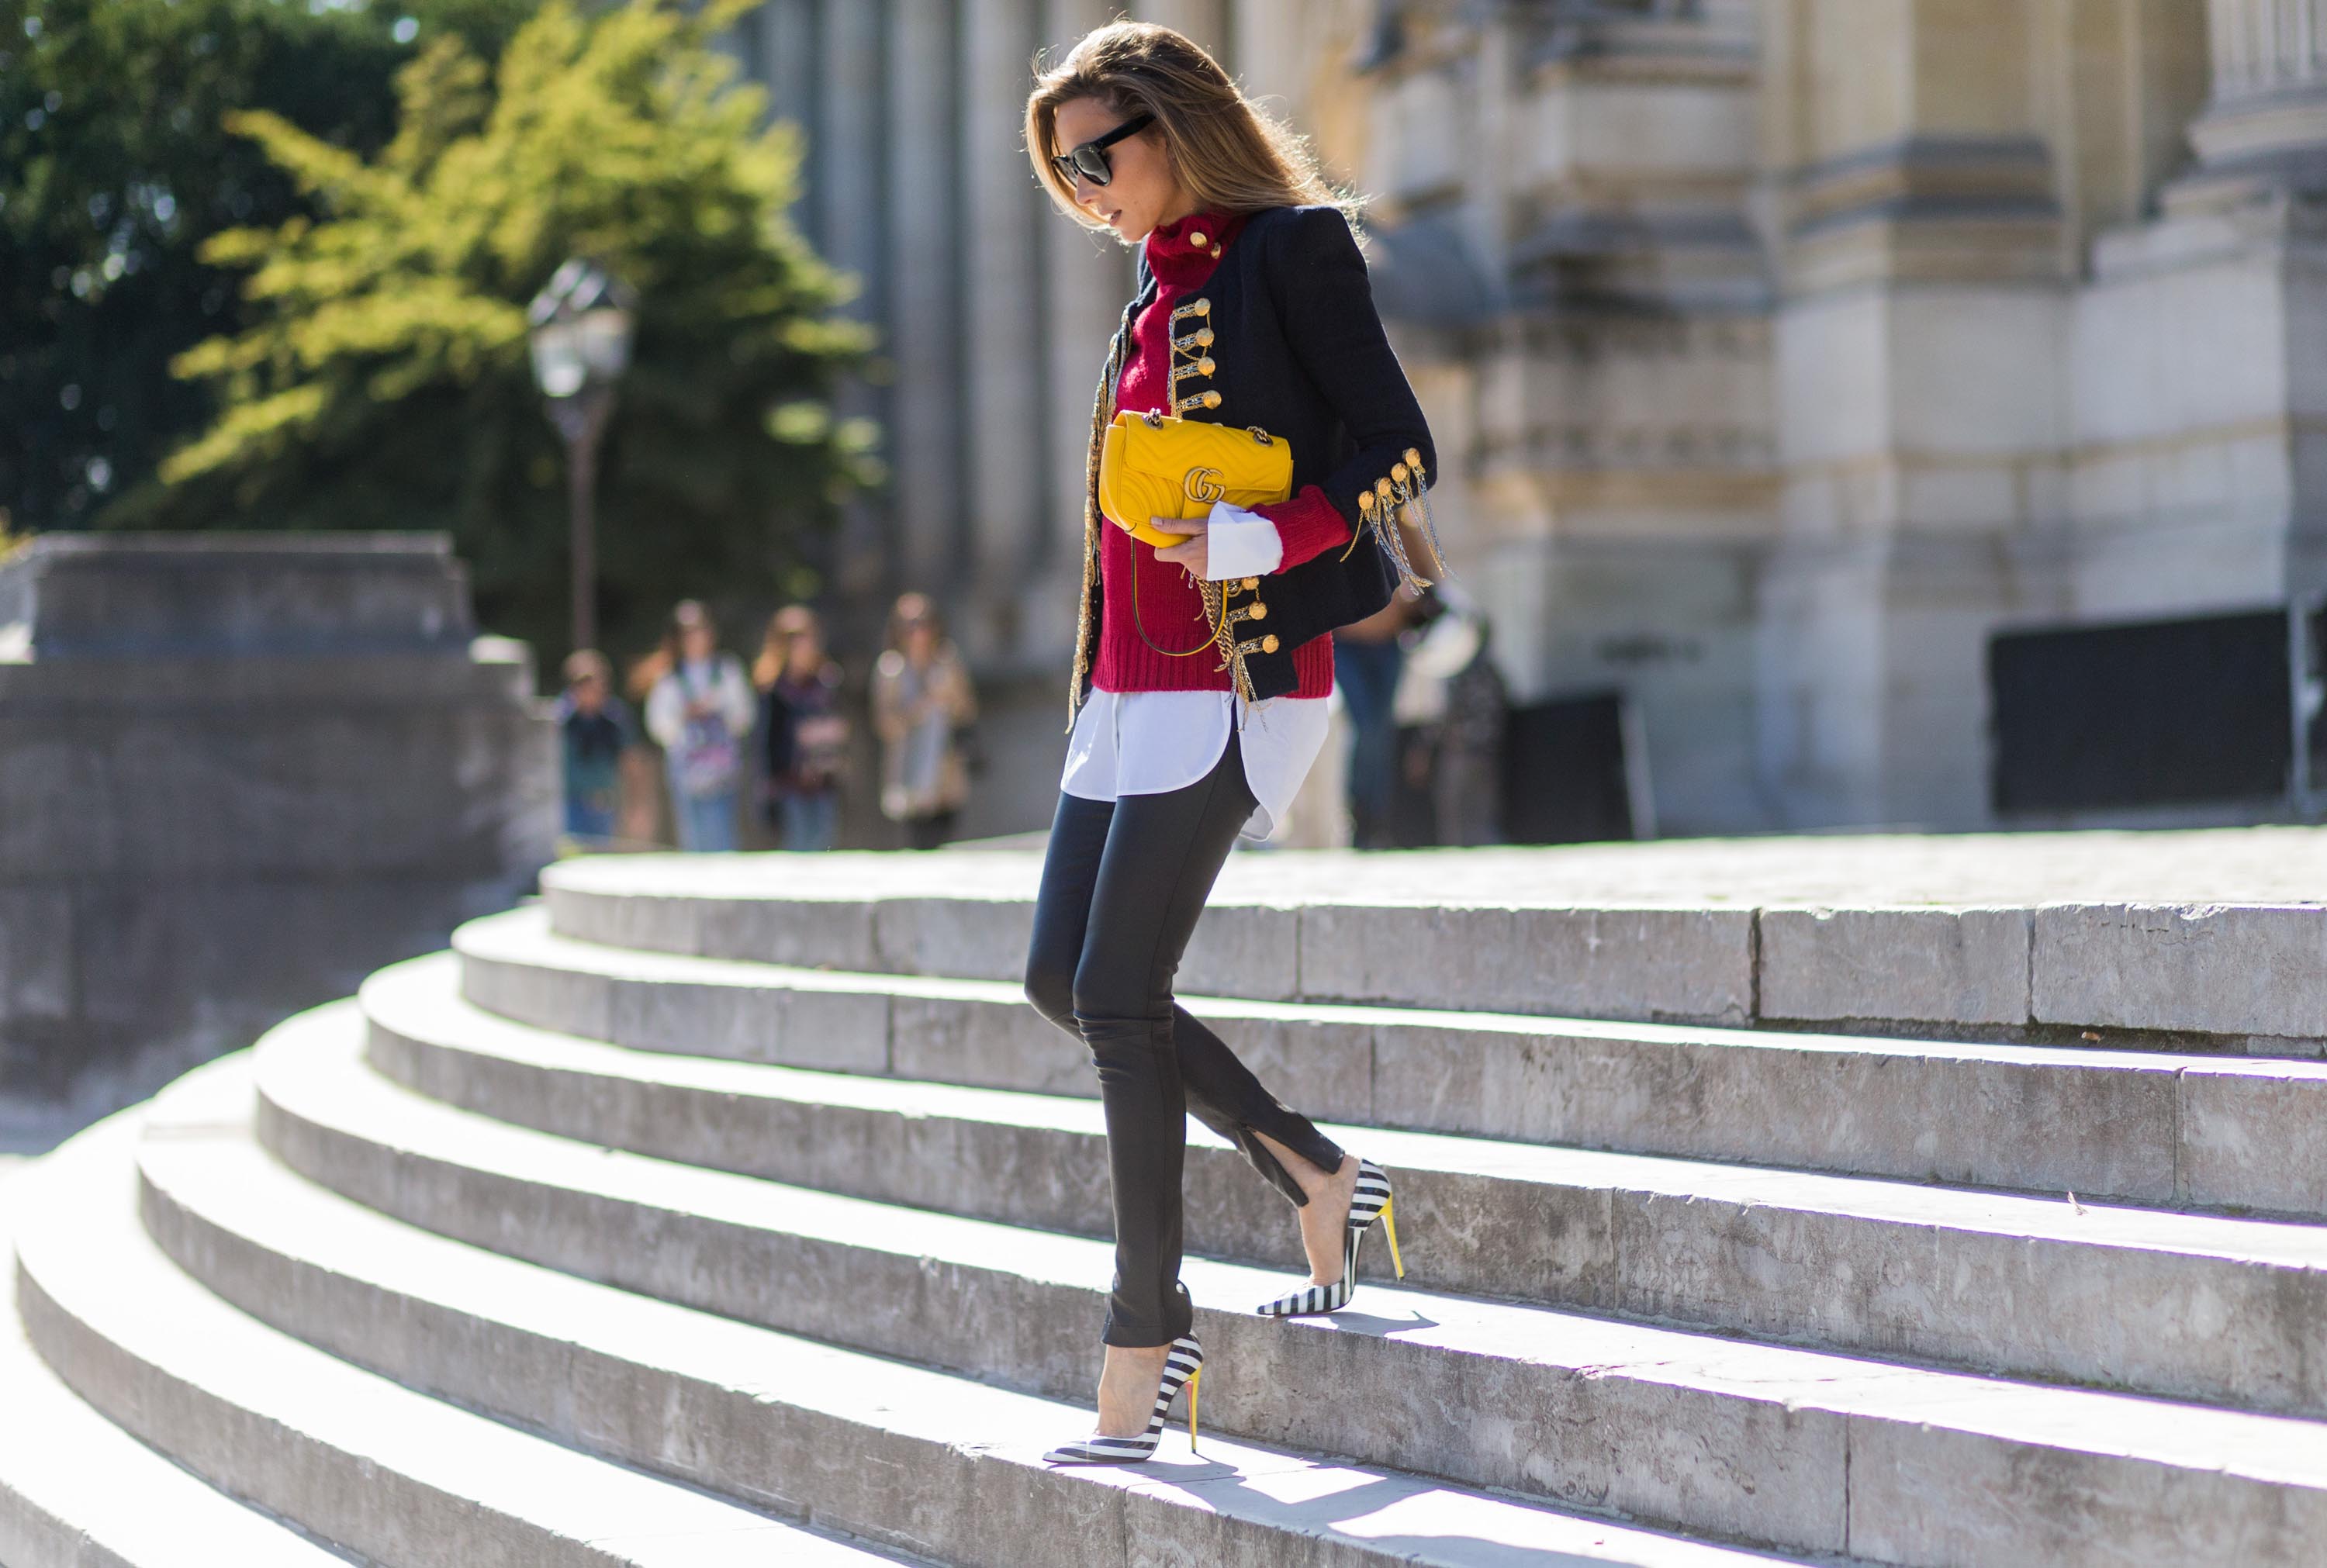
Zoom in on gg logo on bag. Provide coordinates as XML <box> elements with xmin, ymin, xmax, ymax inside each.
<box><xmin>1183</xmin><ymin>467</ymin><xmax>1226</xmax><ymax>506</ymax></box>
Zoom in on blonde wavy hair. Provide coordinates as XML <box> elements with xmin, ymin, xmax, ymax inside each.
<box><xmin>1025</xmin><ymin>21</ymin><xmax>1359</xmax><ymax>240</ymax></box>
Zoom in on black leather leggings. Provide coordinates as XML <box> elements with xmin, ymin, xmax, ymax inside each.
<box><xmin>1022</xmin><ymin>724</ymin><xmax>1348</xmax><ymax>1347</ymax></box>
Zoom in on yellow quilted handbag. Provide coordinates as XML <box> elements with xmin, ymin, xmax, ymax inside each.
<box><xmin>1098</xmin><ymin>412</ymin><xmax>1294</xmax><ymax>547</ymax></box>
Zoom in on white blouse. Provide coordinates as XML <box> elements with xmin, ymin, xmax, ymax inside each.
<box><xmin>1060</xmin><ymin>503</ymin><xmax>1332</xmax><ymax>843</ymax></box>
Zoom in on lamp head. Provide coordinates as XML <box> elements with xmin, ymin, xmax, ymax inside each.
<box><xmin>527</xmin><ymin>258</ymin><xmax>636</xmax><ymax>398</ymax></box>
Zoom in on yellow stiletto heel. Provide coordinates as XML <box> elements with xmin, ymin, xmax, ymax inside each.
<box><xmin>1381</xmin><ymin>1194</ymin><xmax>1406</xmax><ymax>1280</ymax></box>
<box><xmin>1187</xmin><ymin>1366</ymin><xmax>1200</xmax><ymax>1455</ymax></box>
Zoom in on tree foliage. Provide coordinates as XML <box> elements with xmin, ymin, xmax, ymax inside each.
<box><xmin>116</xmin><ymin>0</ymin><xmax>878</xmax><ymax>665</ymax></box>
<box><xmin>0</xmin><ymin>0</ymin><xmax>534</xmax><ymax>535</ymax></box>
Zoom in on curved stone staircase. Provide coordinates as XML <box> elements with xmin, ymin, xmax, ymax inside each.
<box><xmin>10</xmin><ymin>835</ymin><xmax>2327</xmax><ymax>1566</ymax></box>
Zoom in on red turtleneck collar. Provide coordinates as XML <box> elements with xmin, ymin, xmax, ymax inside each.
<box><xmin>1143</xmin><ymin>207</ymin><xmax>1248</xmax><ymax>284</ymax></box>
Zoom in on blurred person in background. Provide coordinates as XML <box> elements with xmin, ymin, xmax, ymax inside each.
<box><xmin>1333</xmin><ymin>592</ymin><xmax>1423</xmax><ymax>850</ymax></box>
<box><xmin>554</xmin><ymin>649</ymin><xmax>640</xmax><ymax>847</ymax></box>
<box><xmin>1392</xmin><ymin>586</ymin><xmax>1506</xmax><ymax>847</ymax></box>
<box><xmin>754</xmin><ymin>605</ymin><xmax>850</xmax><ymax>852</ymax></box>
<box><xmin>641</xmin><ymin>599</ymin><xmax>755</xmax><ymax>852</ymax></box>
<box><xmin>870</xmin><ymin>591</ymin><xmax>977</xmax><ymax>850</ymax></box>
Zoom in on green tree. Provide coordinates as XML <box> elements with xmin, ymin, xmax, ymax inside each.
<box><xmin>0</xmin><ymin>0</ymin><xmax>535</xmax><ymax>533</ymax></box>
<box><xmin>122</xmin><ymin>0</ymin><xmax>878</xmax><ymax>666</ymax></box>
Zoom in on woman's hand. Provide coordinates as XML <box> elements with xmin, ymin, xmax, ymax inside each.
<box><xmin>1152</xmin><ymin>516</ymin><xmax>1208</xmax><ymax>579</ymax></box>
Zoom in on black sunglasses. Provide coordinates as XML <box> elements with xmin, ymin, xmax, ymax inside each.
<box><xmin>1049</xmin><ymin>112</ymin><xmax>1155</xmax><ymax>188</ymax></box>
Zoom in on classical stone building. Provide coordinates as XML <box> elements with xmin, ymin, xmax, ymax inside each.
<box><xmin>737</xmin><ymin>0</ymin><xmax>2323</xmax><ymax>836</ymax></box>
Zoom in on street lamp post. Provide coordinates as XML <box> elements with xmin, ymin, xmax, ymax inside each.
<box><xmin>527</xmin><ymin>259</ymin><xmax>636</xmax><ymax>654</ymax></box>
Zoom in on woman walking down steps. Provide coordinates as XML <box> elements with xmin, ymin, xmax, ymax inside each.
<box><xmin>1016</xmin><ymin>21</ymin><xmax>1439</xmax><ymax>1466</ymax></box>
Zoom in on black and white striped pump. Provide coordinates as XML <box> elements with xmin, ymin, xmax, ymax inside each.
<box><xmin>1041</xmin><ymin>1333</ymin><xmax>1205</xmax><ymax>1466</ymax></box>
<box><xmin>1256</xmin><ymin>1156</ymin><xmax>1402</xmax><ymax>1318</ymax></box>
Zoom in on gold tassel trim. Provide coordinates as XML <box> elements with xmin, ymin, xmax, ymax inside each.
<box><xmin>1335</xmin><ymin>447</ymin><xmax>1451</xmax><ymax>597</ymax></box>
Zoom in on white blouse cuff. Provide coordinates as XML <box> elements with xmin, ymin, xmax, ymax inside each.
<box><xmin>1202</xmin><ymin>500</ymin><xmax>1285</xmax><ymax>580</ymax></box>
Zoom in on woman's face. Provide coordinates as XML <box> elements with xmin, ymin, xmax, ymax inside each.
<box><xmin>787</xmin><ymin>630</ymin><xmax>822</xmax><ymax>672</ymax></box>
<box><xmin>903</xmin><ymin>620</ymin><xmax>935</xmax><ymax>661</ymax></box>
<box><xmin>680</xmin><ymin>624</ymin><xmax>714</xmax><ymax>663</ymax></box>
<box><xmin>1055</xmin><ymin>97</ymin><xmax>1188</xmax><ymax>242</ymax></box>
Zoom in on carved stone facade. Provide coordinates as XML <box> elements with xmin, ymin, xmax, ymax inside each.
<box><xmin>744</xmin><ymin>0</ymin><xmax>2315</xmax><ymax>835</ymax></box>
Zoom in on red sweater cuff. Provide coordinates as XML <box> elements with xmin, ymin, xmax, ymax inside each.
<box><xmin>1251</xmin><ymin>485</ymin><xmax>1353</xmax><ymax>572</ymax></box>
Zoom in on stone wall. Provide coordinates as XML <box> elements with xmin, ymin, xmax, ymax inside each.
<box><xmin>0</xmin><ymin>534</ymin><xmax>556</xmax><ymax>1135</ymax></box>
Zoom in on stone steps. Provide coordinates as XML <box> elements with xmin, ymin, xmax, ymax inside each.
<box><xmin>247</xmin><ymin>997</ymin><xmax>2327</xmax><ymax>1566</ymax></box>
<box><xmin>451</xmin><ymin>910</ymin><xmax>2327</xmax><ymax>1214</ymax></box>
<box><xmin>0</xmin><ymin>1172</ymin><xmax>346</xmax><ymax>1568</ymax></box>
<box><xmin>365</xmin><ymin>952</ymin><xmax>2327</xmax><ymax>1414</ymax></box>
<box><xmin>538</xmin><ymin>840</ymin><xmax>2327</xmax><ymax>1048</ymax></box>
<box><xmin>16</xmin><ymin>837</ymin><xmax>2327</xmax><ymax>1564</ymax></box>
<box><xmin>11</xmin><ymin>1086</ymin><xmax>927</xmax><ymax>1568</ymax></box>
<box><xmin>136</xmin><ymin>1046</ymin><xmax>1831</xmax><ymax>1568</ymax></box>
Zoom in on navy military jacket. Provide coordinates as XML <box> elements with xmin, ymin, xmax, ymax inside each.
<box><xmin>1069</xmin><ymin>202</ymin><xmax>1440</xmax><ymax>714</ymax></box>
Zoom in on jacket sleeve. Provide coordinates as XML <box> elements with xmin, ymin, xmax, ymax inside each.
<box><xmin>1249</xmin><ymin>486</ymin><xmax>1352</xmax><ymax>571</ymax></box>
<box><xmin>1260</xmin><ymin>205</ymin><xmax>1436</xmax><ymax>560</ymax></box>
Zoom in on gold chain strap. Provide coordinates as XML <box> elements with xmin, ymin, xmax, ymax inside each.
<box><xmin>1066</xmin><ymin>305</ymin><xmax>1136</xmax><ymax>733</ymax></box>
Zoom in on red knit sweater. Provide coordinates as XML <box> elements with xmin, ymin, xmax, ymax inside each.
<box><xmin>1091</xmin><ymin>207</ymin><xmax>1351</xmax><ymax>696</ymax></box>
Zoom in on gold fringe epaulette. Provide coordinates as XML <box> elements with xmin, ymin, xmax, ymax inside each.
<box><xmin>1340</xmin><ymin>446</ymin><xmax>1453</xmax><ymax>596</ymax></box>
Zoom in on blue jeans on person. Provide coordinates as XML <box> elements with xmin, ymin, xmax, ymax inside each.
<box><xmin>669</xmin><ymin>771</ymin><xmax>739</xmax><ymax>853</ymax></box>
<box><xmin>1333</xmin><ymin>634</ymin><xmax>1403</xmax><ymax>844</ymax></box>
<box><xmin>778</xmin><ymin>789</ymin><xmax>838</xmax><ymax>852</ymax></box>
<box><xmin>564</xmin><ymin>793</ymin><xmax>617</xmax><ymax>844</ymax></box>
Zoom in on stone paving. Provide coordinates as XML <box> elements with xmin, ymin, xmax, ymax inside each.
<box><xmin>616</xmin><ymin>823</ymin><xmax>2327</xmax><ymax>910</ymax></box>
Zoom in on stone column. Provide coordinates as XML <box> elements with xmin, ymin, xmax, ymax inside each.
<box><xmin>885</xmin><ymin>0</ymin><xmax>968</xmax><ymax>603</ymax></box>
<box><xmin>757</xmin><ymin>0</ymin><xmax>820</xmax><ymax>223</ymax></box>
<box><xmin>816</xmin><ymin>2</ymin><xmax>892</xmax><ymax>605</ymax></box>
<box><xmin>1139</xmin><ymin>0</ymin><xmax>1226</xmax><ymax>57</ymax></box>
<box><xmin>1757</xmin><ymin>0</ymin><xmax>2075</xmax><ymax>829</ymax></box>
<box><xmin>2207</xmin><ymin>0</ymin><xmax>2327</xmax><ymax>100</ymax></box>
<box><xmin>958</xmin><ymin>0</ymin><xmax>1047</xmax><ymax>666</ymax></box>
<box><xmin>1366</xmin><ymin>2</ymin><xmax>1770</xmax><ymax>834</ymax></box>
<box><xmin>1229</xmin><ymin>0</ymin><xmax>1309</xmax><ymax>115</ymax></box>
<box><xmin>1029</xmin><ymin>0</ymin><xmax>1134</xmax><ymax>661</ymax></box>
<box><xmin>2079</xmin><ymin>0</ymin><xmax>2327</xmax><ymax>661</ymax></box>
<box><xmin>2188</xmin><ymin>0</ymin><xmax>2327</xmax><ymax>189</ymax></box>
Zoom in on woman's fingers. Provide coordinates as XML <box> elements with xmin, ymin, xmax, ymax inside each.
<box><xmin>1153</xmin><ymin>516</ymin><xmax>1209</xmax><ymax>575</ymax></box>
